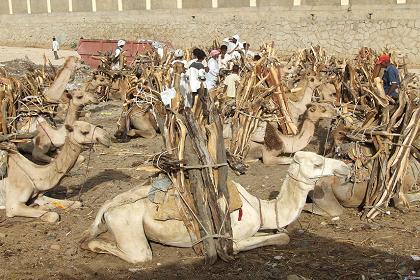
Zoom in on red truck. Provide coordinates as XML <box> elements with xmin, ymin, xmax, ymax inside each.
<box><xmin>76</xmin><ymin>39</ymin><xmax>171</xmax><ymax>68</ymax></box>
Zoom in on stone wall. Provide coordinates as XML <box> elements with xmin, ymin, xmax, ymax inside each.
<box><xmin>0</xmin><ymin>4</ymin><xmax>419</xmax><ymax>65</ymax></box>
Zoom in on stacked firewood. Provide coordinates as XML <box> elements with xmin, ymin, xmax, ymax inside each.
<box><xmin>0</xmin><ymin>59</ymin><xmax>57</xmax><ymax>136</ymax></box>
<box><xmin>328</xmin><ymin>48</ymin><xmax>419</xmax><ymax>219</ymax></box>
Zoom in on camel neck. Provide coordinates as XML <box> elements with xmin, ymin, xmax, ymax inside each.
<box><xmin>10</xmin><ymin>137</ymin><xmax>82</xmax><ymax>192</ymax></box>
<box><xmin>282</xmin><ymin>119</ymin><xmax>315</xmax><ymax>153</ymax></box>
<box><xmin>300</xmin><ymin>84</ymin><xmax>314</xmax><ymax>105</ymax></box>
<box><xmin>260</xmin><ymin>176</ymin><xmax>311</xmax><ymax>230</ymax></box>
<box><xmin>64</xmin><ymin>101</ymin><xmax>81</xmax><ymax>125</ymax></box>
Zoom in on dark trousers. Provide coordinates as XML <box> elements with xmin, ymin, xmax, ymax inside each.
<box><xmin>53</xmin><ymin>51</ymin><xmax>59</xmax><ymax>60</ymax></box>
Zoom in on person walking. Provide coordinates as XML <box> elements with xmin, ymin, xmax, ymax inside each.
<box><xmin>52</xmin><ymin>37</ymin><xmax>59</xmax><ymax>60</ymax></box>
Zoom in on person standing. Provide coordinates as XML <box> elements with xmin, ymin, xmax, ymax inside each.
<box><xmin>223</xmin><ymin>64</ymin><xmax>241</xmax><ymax>100</ymax></box>
<box><xmin>52</xmin><ymin>37</ymin><xmax>59</xmax><ymax>60</ymax></box>
<box><xmin>187</xmin><ymin>49</ymin><xmax>207</xmax><ymax>106</ymax></box>
<box><xmin>112</xmin><ymin>40</ymin><xmax>126</xmax><ymax>70</ymax></box>
<box><xmin>206</xmin><ymin>49</ymin><xmax>220</xmax><ymax>90</ymax></box>
<box><xmin>374</xmin><ymin>54</ymin><xmax>400</xmax><ymax>98</ymax></box>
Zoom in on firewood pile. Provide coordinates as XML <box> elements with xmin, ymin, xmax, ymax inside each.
<box><xmin>0</xmin><ymin>59</ymin><xmax>58</xmax><ymax>136</ymax></box>
<box><xmin>325</xmin><ymin>48</ymin><xmax>419</xmax><ymax>219</ymax></box>
<box><xmin>118</xmin><ymin>49</ymin><xmax>234</xmax><ymax>263</ymax></box>
<box><xmin>90</xmin><ymin>50</ymin><xmax>168</xmax><ymax>101</ymax></box>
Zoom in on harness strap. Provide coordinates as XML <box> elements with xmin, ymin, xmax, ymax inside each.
<box><xmin>258</xmin><ymin>198</ymin><xmax>263</xmax><ymax>228</ymax></box>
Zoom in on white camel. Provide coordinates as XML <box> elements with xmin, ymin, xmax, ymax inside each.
<box><xmin>83</xmin><ymin>151</ymin><xmax>350</xmax><ymax>264</ymax></box>
<box><xmin>0</xmin><ymin>121</ymin><xmax>111</xmax><ymax>223</ymax></box>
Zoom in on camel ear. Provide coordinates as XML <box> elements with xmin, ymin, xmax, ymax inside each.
<box><xmin>65</xmin><ymin>92</ymin><xmax>72</xmax><ymax>100</ymax></box>
<box><xmin>306</xmin><ymin>104</ymin><xmax>316</xmax><ymax>112</ymax></box>
<box><xmin>65</xmin><ymin>124</ymin><xmax>74</xmax><ymax>132</ymax></box>
<box><xmin>311</xmin><ymin>155</ymin><xmax>324</xmax><ymax>167</ymax></box>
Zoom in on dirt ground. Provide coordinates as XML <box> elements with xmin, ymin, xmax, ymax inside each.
<box><xmin>0</xmin><ymin>52</ymin><xmax>419</xmax><ymax>280</ymax></box>
<box><xmin>0</xmin><ymin>46</ymin><xmax>79</xmax><ymax>66</ymax></box>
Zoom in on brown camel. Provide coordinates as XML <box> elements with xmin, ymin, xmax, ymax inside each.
<box><xmin>305</xmin><ymin>156</ymin><xmax>420</xmax><ymax>216</ymax></box>
<box><xmin>0</xmin><ymin>121</ymin><xmax>111</xmax><ymax>223</ymax></box>
<box><xmin>18</xmin><ymin>90</ymin><xmax>99</xmax><ymax>163</ymax></box>
<box><xmin>43</xmin><ymin>56</ymin><xmax>78</xmax><ymax>103</ymax></box>
<box><xmin>248</xmin><ymin>103</ymin><xmax>335</xmax><ymax>165</ymax></box>
<box><xmin>114</xmin><ymin>104</ymin><xmax>160</xmax><ymax>139</ymax></box>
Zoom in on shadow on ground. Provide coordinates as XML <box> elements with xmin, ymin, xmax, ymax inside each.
<box><xmin>54</xmin><ymin>231</ymin><xmax>417</xmax><ymax>280</ymax></box>
<box><xmin>46</xmin><ymin>170</ymin><xmax>132</xmax><ymax>199</ymax></box>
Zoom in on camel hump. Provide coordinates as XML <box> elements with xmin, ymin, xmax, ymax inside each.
<box><xmin>227</xmin><ymin>180</ymin><xmax>243</xmax><ymax>212</ymax></box>
<box><xmin>264</xmin><ymin>122</ymin><xmax>284</xmax><ymax>151</ymax></box>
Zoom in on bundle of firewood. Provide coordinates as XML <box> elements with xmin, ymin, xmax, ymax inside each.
<box><xmin>328</xmin><ymin>48</ymin><xmax>419</xmax><ymax>219</ymax></box>
<box><xmin>0</xmin><ymin>62</ymin><xmax>57</xmax><ymax>135</ymax></box>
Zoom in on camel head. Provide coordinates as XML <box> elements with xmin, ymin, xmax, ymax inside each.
<box><xmin>91</xmin><ymin>74</ymin><xmax>110</xmax><ymax>87</ymax></box>
<box><xmin>305</xmin><ymin>103</ymin><xmax>336</xmax><ymax>122</ymax></box>
<box><xmin>66</xmin><ymin>90</ymin><xmax>99</xmax><ymax>107</ymax></box>
<box><xmin>65</xmin><ymin>121</ymin><xmax>111</xmax><ymax>147</ymax></box>
<box><xmin>317</xmin><ymin>83</ymin><xmax>337</xmax><ymax>102</ymax></box>
<box><xmin>289</xmin><ymin>151</ymin><xmax>351</xmax><ymax>190</ymax></box>
<box><xmin>306</xmin><ymin>75</ymin><xmax>323</xmax><ymax>88</ymax></box>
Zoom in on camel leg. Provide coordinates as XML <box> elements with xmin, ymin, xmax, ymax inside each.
<box><xmin>32</xmin><ymin>141</ymin><xmax>53</xmax><ymax>163</ymax></box>
<box><xmin>303</xmin><ymin>203</ymin><xmax>338</xmax><ymax>217</ymax></box>
<box><xmin>305</xmin><ymin>184</ymin><xmax>345</xmax><ymax>217</ymax></box>
<box><xmin>5</xmin><ymin>187</ymin><xmax>59</xmax><ymax>222</ymax></box>
<box><xmin>34</xmin><ymin>195</ymin><xmax>82</xmax><ymax>211</ymax></box>
<box><xmin>262</xmin><ymin>148</ymin><xmax>293</xmax><ymax>165</ymax></box>
<box><xmin>6</xmin><ymin>202</ymin><xmax>59</xmax><ymax>222</ymax></box>
<box><xmin>233</xmin><ymin>233</ymin><xmax>290</xmax><ymax>253</ymax></box>
<box><xmin>406</xmin><ymin>192</ymin><xmax>420</xmax><ymax>203</ymax></box>
<box><xmin>88</xmin><ymin>203</ymin><xmax>152</xmax><ymax>264</ymax></box>
<box><xmin>127</xmin><ymin>129</ymin><xmax>156</xmax><ymax>139</ymax></box>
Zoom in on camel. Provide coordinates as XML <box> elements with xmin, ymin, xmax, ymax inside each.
<box><xmin>0</xmin><ymin>121</ymin><xmax>111</xmax><ymax>223</ymax></box>
<box><xmin>287</xmin><ymin>76</ymin><xmax>324</xmax><ymax>124</ymax></box>
<box><xmin>18</xmin><ymin>90</ymin><xmax>99</xmax><ymax>163</ymax></box>
<box><xmin>114</xmin><ymin>104</ymin><xmax>160</xmax><ymax>140</ymax></box>
<box><xmin>305</xmin><ymin>156</ymin><xmax>420</xmax><ymax>216</ymax></box>
<box><xmin>43</xmin><ymin>56</ymin><xmax>78</xmax><ymax>103</ymax></box>
<box><xmin>82</xmin><ymin>151</ymin><xmax>350</xmax><ymax>264</ymax></box>
<box><xmin>249</xmin><ymin>76</ymin><xmax>328</xmax><ymax>144</ymax></box>
<box><xmin>248</xmin><ymin>103</ymin><xmax>335</xmax><ymax>165</ymax></box>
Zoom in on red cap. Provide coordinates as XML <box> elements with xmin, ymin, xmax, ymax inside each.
<box><xmin>376</xmin><ymin>54</ymin><xmax>390</xmax><ymax>65</ymax></box>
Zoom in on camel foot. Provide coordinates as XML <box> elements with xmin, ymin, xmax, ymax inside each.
<box><xmin>127</xmin><ymin>130</ymin><xmax>137</xmax><ymax>137</ymax></box>
<box><xmin>35</xmin><ymin>196</ymin><xmax>83</xmax><ymax>211</ymax></box>
<box><xmin>233</xmin><ymin>233</ymin><xmax>290</xmax><ymax>253</ymax></box>
<box><xmin>263</xmin><ymin>157</ymin><xmax>293</xmax><ymax>165</ymax></box>
<box><xmin>41</xmin><ymin>212</ymin><xmax>60</xmax><ymax>223</ymax></box>
<box><xmin>76</xmin><ymin>155</ymin><xmax>86</xmax><ymax>165</ymax></box>
<box><xmin>87</xmin><ymin>239</ymin><xmax>152</xmax><ymax>264</ymax></box>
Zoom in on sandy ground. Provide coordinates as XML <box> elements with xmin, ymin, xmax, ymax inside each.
<box><xmin>0</xmin><ymin>100</ymin><xmax>418</xmax><ymax>280</ymax></box>
<box><xmin>0</xmin><ymin>46</ymin><xmax>79</xmax><ymax>66</ymax></box>
<box><xmin>0</xmin><ymin>49</ymin><xmax>419</xmax><ymax>279</ymax></box>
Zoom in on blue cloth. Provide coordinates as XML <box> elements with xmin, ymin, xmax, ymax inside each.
<box><xmin>382</xmin><ymin>64</ymin><xmax>400</xmax><ymax>98</ymax></box>
<box><xmin>148</xmin><ymin>174</ymin><xmax>172</xmax><ymax>202</ymax></box>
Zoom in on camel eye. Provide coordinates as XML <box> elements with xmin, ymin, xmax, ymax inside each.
<box><xmin>81</xmin><ymin>130</ymin><xmax>90</xmax><ymax>135</ymax></box>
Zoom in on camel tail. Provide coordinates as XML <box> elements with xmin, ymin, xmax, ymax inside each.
<box><xmin>81</xmin><ymin>182</ymin><xmax>150</xmax><ymax>244</ymax></box>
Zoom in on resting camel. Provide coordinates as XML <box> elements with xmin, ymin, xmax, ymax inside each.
<box><xmin>248</xmin><ymin>103</ymin><xmax>335</xmax><ymax>165</ymax></box>
<box><xmin>287</xmin><ymin>75</ymin><xmax>324</xmax><ymax>124</ymax></box>
<box><xmin>43</xmin><ymin>56</ymin><xmax>78</xmax><ymax>103</ymax></box>
<box><xmin>114</xmin><ymin>103</ymin><xmax>160</xmax><ymax>139</ymax></box>
<box><xmin>305</xmin><ymin>156</ymin><xmax>420</xmax><ymax>216</ymax></box>
<box><xmin>18</xmin><ymin>90</ymin><xmax>99</xmax><ymax>163</ymax></box>
<box><xmin>82</xmin><ymin>151</ymin><xmax>350</xmax><ymax>263</ymax></box>
<box><xmin>248</xmin><ymin>75</ymin><xmax>327</xmax><ymax>143</ymax></box>
<box><xmin>0</xmin><ymin>121</ymin><xmax>111</xmax><ymax>223</ymax></box>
